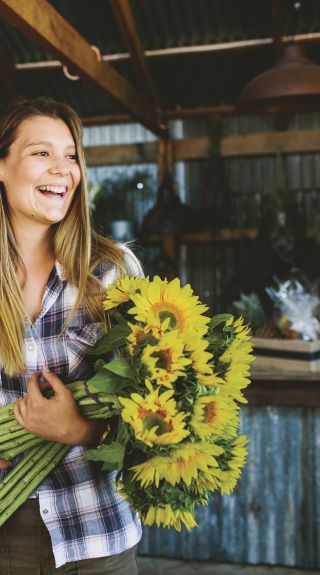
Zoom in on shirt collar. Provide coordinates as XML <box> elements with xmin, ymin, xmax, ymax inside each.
<box><xmin>55</xmin><ymin>261</ymin><xmax>66</xmax><ymax>282</ymax></box>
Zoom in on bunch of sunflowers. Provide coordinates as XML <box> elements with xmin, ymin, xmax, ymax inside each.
<box><xmin>83</xmin><ymin>275</ymin><xmax>254</xmax><ymax>531</ymax></box>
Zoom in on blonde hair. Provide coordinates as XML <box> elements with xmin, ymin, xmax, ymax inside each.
<box><xmin>0</xmin><ymin>97</ymin><xmax>139</xmax><ymax>376</ymax></box>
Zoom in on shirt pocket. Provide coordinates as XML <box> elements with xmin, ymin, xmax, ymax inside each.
<box><xmin>66</xmin><ymin>323</ymin><xmax>105</xmax><ymax>380</ymax></box>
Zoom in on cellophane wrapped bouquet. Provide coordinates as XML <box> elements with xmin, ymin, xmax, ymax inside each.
<box><xmin>0</xmin><ymin>275</ymin><xmax>254</xmax><ymax>531</ymax></box>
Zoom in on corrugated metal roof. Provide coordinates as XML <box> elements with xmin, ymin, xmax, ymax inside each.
<box><xmin>0</xmin><ymin>1</ymin><xmax>320</xmax><ymax>118</ymax></box>
<box><xmin>131</xmin><ymin>0</ymin><xmax>272</xmax><ymax>48</ymax></box>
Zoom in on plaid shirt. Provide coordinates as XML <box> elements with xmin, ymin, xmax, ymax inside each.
<box><xmin>0</xmin><ymin>250</ymin><xmax>142</xmax><ymax>568</ymax></box>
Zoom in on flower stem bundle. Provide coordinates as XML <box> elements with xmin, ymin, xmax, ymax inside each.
<box><xmin>0</xmin><ymin>382</ymin><xmax>120</xmax><ymax>526</ymax></box>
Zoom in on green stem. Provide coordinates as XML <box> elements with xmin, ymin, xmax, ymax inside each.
<box><xmin>0</xmin><ymin>427</ymin><xmax>31</xmax><ymax>445</ymax></box>
<box><xmin>0</xmin><ymin>443</ymin><xmax>70</xmax><ymax>525</ymax></box>
<box><xmin>0</xmin><ymin>420</ymin><xmax>23</xmax><ymax>433</ymax></box>
<box><xmin>0</xmin><ymin>431</ymin><xmax>42</xmax><ymax>453</ymax></box>
<box><xmin>0</xmin><ymin>408</ymin><xmax>15</xmax><ymax>425</ymax></box>
<box><xmin>0</xmin><ymin>436</ymin><xmax>44</xmax><ymax>459</ymax></box>
<box><xmin>0</xmin><ymin>441</ymin><xmax>51</xmax><ymax>498</ymax></box>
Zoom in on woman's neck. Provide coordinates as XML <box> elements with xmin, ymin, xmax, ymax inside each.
<box><xmin>13</xmin><ymin>222</ymin><xmax>55</xmax><ymax>269</ymax></box>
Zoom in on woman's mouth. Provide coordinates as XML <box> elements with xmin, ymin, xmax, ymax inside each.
<box><xmin>36</xmin><ymin>185</ymin><xmax>68</xmax><ymax>198</ymax></box>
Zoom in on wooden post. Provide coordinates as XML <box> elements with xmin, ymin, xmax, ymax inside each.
<box><xmin>157</xmin><ymin>139</ymin><xmax>174</xmax><ymax>185</ymax></box>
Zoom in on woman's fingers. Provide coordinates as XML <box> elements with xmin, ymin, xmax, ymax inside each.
<box><xmin>13</xmin><ymin>396</ymin><xmax>27</xmax><ymax>427</ymax></box>
<box><xmin>0</xmin><ymin>459</ymin><xmax>12</xmax><ymax>470</ymax></box>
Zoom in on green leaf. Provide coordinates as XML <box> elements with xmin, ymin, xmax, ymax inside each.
<box><xmin>87</xmin><ymin>369</ymin><xmax>128</xmax><ymax>393</ymax></box>
<box><xmin>86</xmin><ymin>324</ymin><xmax>130</xmax><ymax>355</ymax></box>
<box><xmin>84</xmin><ymin>442</ymin><xmax>124</xmax><ymax>471</ymax></box>
<box><xmin>104</xmin><ymin>358</ymin><xmax>136</xmax><ymax>380</ymax></box>
<box><xmin>109</xmin><ymin>310</ymin><xmax>128</xmax><ymax>326</ymax></box>
<box><xmin>208</xmin><ymin>314</ymin><xmax>233</xmax><ymax>330</ymax></box>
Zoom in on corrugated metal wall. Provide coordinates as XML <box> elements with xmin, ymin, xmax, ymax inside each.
<box><xmin>139</xmin><ymin>406</ymin><xmax>320</xmax><ymax>568</ymax></box>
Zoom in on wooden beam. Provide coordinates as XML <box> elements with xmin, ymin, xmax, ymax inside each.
<box><xmin>84</xmin><ymin>142</ymin><xmax>158</xmax><ymax>166</ymax></box>
<box><xmin>84</xmin><ymin>129</ymin><xmax>320</xmax><ymax>166</ymax></box>
<box><xmin>220</xmin><ymin>130</ymin><xmax>320</xmax><ymax>157</ymax></box>
<box><xmin>81</xmin><ymin>105</ymin><xmax>236</xmax><ymax>126</ymax></box>
<box><xmin>110</xmin><ymin>0</ymin><xmax>160</xmax><ymax>108</ymax></box>
<box><xmin>0</xmin><ymin>0</ymin><xmax>165</xmax><ymax>137</ymax></box>
<box><xmin>157</xmin><ymin>139</ymin><xmax>174</xmax><ymax>184</ymax></box>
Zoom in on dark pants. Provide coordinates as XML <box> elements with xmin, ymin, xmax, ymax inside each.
<box><xmin>0</xmin><ymin>500</ymin><xmax>139</xmax><ymax>574</ymax></box>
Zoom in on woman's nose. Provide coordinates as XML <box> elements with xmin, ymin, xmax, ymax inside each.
<box><xmin>48</xmin><ymin>164</ymin><xmax>71</xmax><ymax>176</ymax></box>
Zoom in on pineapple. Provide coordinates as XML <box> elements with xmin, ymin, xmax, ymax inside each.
<box><xmin>255</xmin><ymin>319</ymin><xmax>280</xmax><ymax>339</ymax></box>
<box><xmin>233</xmin><ymin>293</ymin><xmax>266</xmax><ymax>328</ymax></box>
<box><xmin>233</xmin><ymin>292</ymin><xmax>278</xmax><ymax>338</ymax></box>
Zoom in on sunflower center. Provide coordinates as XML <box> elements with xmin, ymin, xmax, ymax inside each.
<box><xmin>152</xmin><ymin>348</ymin><xmax>172</xmax><ymax>371</ymax></box>
<box><xmin>142</xmin><ymin>413</ymin><xmax>172</xmax><ymax>435</ymax></box>
<box><xmin>152</xmin><ymin>303</ymin><xmax>184</xmax><ymax>330</ymax></box>
<box><xmin>204</xmin><ymin>402</ymin><xmax>217</xmax><ymax>423</ymax></box>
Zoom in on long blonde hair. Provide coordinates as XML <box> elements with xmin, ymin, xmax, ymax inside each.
<box><xmin>0</xmin><ymin>97</ymin><xmax>138</xmax><ymax>376</ymax></box>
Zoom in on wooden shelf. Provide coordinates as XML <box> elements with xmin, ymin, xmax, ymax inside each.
<box><xmin>252</xmin><ymin>369</ymin><xmax>320</xmax><ymax>382</ymax></box>
<box><xmin>143</xmin><ymin>228</ymin><xmax>258</xmax><ymax>244</ymax></box>
<box><xmin>245</xmin><ymin>369</ymin><xmax>320</xmax><ymax>407</ymax></box>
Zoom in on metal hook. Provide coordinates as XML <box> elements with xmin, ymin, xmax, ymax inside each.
<box><xmin>62</xmin><ymin>45</ymin><xmax>102</xmax><ymax>81</ymax></box>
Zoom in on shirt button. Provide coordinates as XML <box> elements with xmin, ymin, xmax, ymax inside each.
<box><xmin>42</xmin><ymin>509</ymin><xmax>49</xmax><ymax>515</ymax></box>
<box><xmin>28</xmin><ymin>344</ymin><xmax>35</xmax><ymax>352</ymax></box>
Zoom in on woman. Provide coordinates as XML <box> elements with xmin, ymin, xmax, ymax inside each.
<box><xmin>0</xmin><ymin>97</ymin><xmax>142</xmax><ymax>574</ymax></box>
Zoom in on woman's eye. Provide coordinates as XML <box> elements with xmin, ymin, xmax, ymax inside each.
<box><xmin>67</xmin><ymin>154</ymin><xmax>78</xmax><ymax>161</ymax></box>
<box><xmin>33</xmin><ymin>151</ymin><xmax>49</xmax><ymax>157</ymax></box>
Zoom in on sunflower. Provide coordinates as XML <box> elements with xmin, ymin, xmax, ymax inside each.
<box><xmin>196</xmin><ymin>369</ymin><xmax>225</xmax><ymax>387</ymax></box>
<box><xmin>119</xmin><ymin>385</ymin><xmax>189</xmax><ymax>447</ymax></box>
<box><xmin>126</xmin><ymin>323</ymin><xmax>166</xmax><ymax>356</ymax></box>
<box><xmin>102</xmin><ymin>275</ymin><xmax>143</xmax><ymax>311</ymax></box>
<box><xmin>128</xmin><ymin>276</ymin><xmax>210</xmax><ymax>339</ymax></box>
<box><xmin>219</xmin><ymin>435</ymin><xmax>248</xmax><ymax>495</ymax></box>
<box><xmin>131</xmin><ymin>442</ymin><xmax>224</xmax><ymax>487</ymax></box>
<box><xmin>226</xmin><ymin>315</ymin><xmax>251</xmax><ymax>341</ymax></box>
<box><xmin>141</xmin><ymin>330</ymin><xmax>191</xmax><ymax>387</ymax></box>
<box><xmin>192</xmin><ymin>470</ymin><xmax>222</xmax><ymax>494</ymax></box>
<box><xmin>190</xmin><ymin>395</ymin><xmax>239</xmax><ymax>439</ymax></box>
<box><xmin>185</xmin><ymin>335</ymin><xmax>213</xmax><ymax>375</ymax></box>
<box><xmin>143</xmin><ymin>504</ymin><xmax>197</xmax><ymax>531</ymax></box>
<box><xmin>218</xmin><ymin>336</ymin><xmax>254</xmax><ymax>403</ymax></box>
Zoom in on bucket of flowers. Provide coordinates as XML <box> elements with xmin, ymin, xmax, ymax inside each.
<box><xmin>0</xmin><ymin>275</ymin><xmax>254</xmax><ymax>530</ymax></box>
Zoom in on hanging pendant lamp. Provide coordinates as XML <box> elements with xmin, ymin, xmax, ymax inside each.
<box><xmin>237</xmin><ymin>44</ymin><xmax>320</xmax><ymax>113</ymax></box>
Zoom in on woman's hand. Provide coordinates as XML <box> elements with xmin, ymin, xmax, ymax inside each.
<box><xmin>13</xmin><ymin>368</ymin><xmax>104</xmax><ymax>446</ymax></box>
<box><xmin>0</xmin><ymin>460</ymin><xmax>12</xmax><ymax>470</ymax></box>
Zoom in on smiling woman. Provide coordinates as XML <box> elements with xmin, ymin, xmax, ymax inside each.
<box><xmin>0</xmin><ymin>97</ymin><xmax>142</xmax><ymax>574</ymax></box>
<box><xmin>0</xmin><ymin>116</ymin><xmax>81</xmax><ymax>227</ymax></box>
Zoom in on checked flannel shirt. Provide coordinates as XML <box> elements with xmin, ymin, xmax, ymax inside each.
<box><xmin>0</xmin><ymin>248</ymin><xmax>142</xmax><ymax>568</ymax></box>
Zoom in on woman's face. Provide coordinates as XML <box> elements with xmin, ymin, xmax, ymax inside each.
<box><xmin>0</xmin><ymin>115</ymin><xmax>81</xmax><ymax>229</ymax></box>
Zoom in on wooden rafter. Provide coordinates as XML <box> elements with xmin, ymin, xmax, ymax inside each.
<box><xmin>0</xmin><ymin>0</ymin><xmax>165</xmax><ymax>137</ymax></box>
<box><xmin>110</xmin><ymin>0</ymin><xmax>160</xmax><ymax>108</ymax></box>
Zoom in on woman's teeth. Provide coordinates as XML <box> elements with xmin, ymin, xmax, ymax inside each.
<box><xmin>37</xmin><ymin>185</ymin><xmax>66</xmax><ymax>197</ymax></box>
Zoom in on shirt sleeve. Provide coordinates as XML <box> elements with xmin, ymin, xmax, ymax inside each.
<box><xmin>101</xmin><ymin>244</ymin><xmax>144</xmax><ymax>289</ymax></box>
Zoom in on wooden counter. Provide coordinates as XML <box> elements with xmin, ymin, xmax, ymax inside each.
<box><xmin>245</xmin><ymin>369</ymin><xmax>320</xmax><ymax>407</ymax></box>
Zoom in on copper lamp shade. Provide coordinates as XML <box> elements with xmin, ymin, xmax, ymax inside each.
<box><xmin>237</xmin><ymin>44</ymin><xmax>320</xmax><ymax>113</ymax></box>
